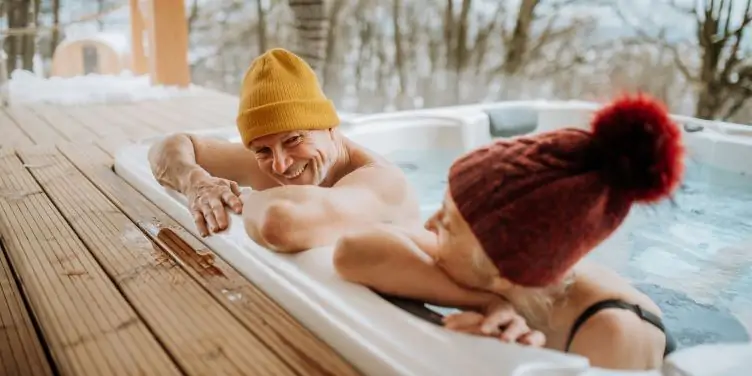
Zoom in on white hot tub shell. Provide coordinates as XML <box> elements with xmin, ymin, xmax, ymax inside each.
<box><xmin>114</xmin><ymin>104</ymin><xmax>752</xmax><ymax>376</ymax></box>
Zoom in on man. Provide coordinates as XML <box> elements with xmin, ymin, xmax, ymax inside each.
<box><xmin>148</xmin><ymin>48</ymin><xmax>420</xmax><ymax>253</ymax></box>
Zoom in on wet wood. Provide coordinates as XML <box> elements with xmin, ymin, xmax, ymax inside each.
<box><xmin>0</xmin><ymin>238</ymin><xmax>54</xmax><ymax>376</ymax></box>
<box><xmin>58</xmin><ymin>142</ymin><xmax>361</xmax><ymax>376</ymax></box>
<box><xmin>17</xmin><ymin>146</ymin><xmax>297</xmax><ymax>375</ymax></box>
<box><xmin>0</xmin><ymin>148</ymin><xmax>181</xmax><ymax>376</ymax></box>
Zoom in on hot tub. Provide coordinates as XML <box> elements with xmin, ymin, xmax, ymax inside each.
<box><xmin>114</xmin><ymin>103</ymin><xmax>752</xmax><ymax>376</ymax></box>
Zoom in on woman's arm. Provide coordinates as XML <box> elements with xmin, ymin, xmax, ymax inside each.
<box><xmin>333</xmin><ymin>226</ymin><xmax>545</xmax><ymax>345</ymax></box>
<box><xmin>333</xmin><ymin>226</ymin><xmax>498</xmax><ymax>311</ymax></box>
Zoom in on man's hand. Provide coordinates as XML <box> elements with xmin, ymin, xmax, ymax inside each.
<box><xmin>186</xmin><ymin>174</ymin><xmax>243</xmax><ymax>237</ymax></box>
<box><xmin>442</xmin><ymin>298</ymin><xmax>546</xmax><ymax>347</ymax></box>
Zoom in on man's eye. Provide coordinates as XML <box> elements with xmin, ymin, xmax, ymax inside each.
<box><xmin>286</xmin><ymin>136</ymin><xmax>302</xmax><ymax>144</ymax></box>
<box><xmin>255</xmin><ymin>147</ymin><xmax>270</xmax><ymax>155</ymax></box>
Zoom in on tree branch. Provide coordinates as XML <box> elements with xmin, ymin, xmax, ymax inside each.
<box><xmin>612</xmin><ymin>1</ymin><xmax>698</xmax><ymax>82</ymax></box>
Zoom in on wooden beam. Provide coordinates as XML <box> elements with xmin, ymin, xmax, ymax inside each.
<box><xmin>140</xmin><ymin>0</ymin><xmax>191</xmax><ymax>87</ymax></box>
<box><xmin>129</xmin><ymin>0</ymin><xmax>149</xmax><ymax>75</ymax></box>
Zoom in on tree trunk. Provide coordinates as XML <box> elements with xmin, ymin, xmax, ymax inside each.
<box><xmin>51</xmin><ymin>0</ymin><xmax>60</xmax><ymax>54</ymax></box>
<box><xmin>5</xmin><ymin>0</ymin><xmax>31</xmax><ymax>75</ymax></box>
<box><xmin>321</xmin><ymin>0</ymin><xmax>346</xmax><ymax>90</ymax></box>
<box><xmin>392</xmin><ymin>0</ymin><xmax>407</xmax><ymax>108</ymax></box>
<box><xmin>691</xmin><ymin>0</ymin><xmax>752</xmax><ymax>120</ymax></box>
<box><xmin>256</xmin><ymin>0</ymin><xmax>267</xmax><ymax>55</ymax></box>
<box><xmin>288</xmin><ymin>0</ymin><xmax>328</xmax><ymax>77</ymax></box>
<box><xmin>21</xmin><ymin>0</ymin><xmax>39</xmax><ymax>71</ymax></box>
<box><xmin>502</xmin><ymin>0</ymin><xmax>539</xmax><ymax>76</ymax></box>
<box><xmin>97</xmin><ymin>0</ymin><xmax>105</xmax><ymax>31</ymax></box>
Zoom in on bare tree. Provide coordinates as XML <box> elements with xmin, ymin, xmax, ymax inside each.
<box><xmin>256</xmin><ymin>0</ymin><xmax>268</xmax><ymax>54</ymax></box>
<box><xmin>617</xmin><ymin>0</ymin><xmax>752</xmax><ymax>120</ymax></box>
<box><xmin>689</xmin><ymin>0</ymin><xmax>752</xmax><ymax>120</ymax></box>
<box><xmin>288</xmin><ymin>0</ymin><xmax>329</xmax><ymax>75</ymax></box>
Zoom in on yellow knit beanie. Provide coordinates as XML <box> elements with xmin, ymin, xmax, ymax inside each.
<box><xmin>236</xmin><ymin>48</ymin><xmax>340</xmax><ymax>146</ymax></box>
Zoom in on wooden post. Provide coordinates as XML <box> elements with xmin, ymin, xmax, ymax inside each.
<box><xmin>140</xmin><ymin>0</ymin><xmax>191</xmax><ymax>87</ymax></box>
<box><xmin>129</xmin><ymin>0</ymin><xmax>148</xmax><ymax>75</ymax></box>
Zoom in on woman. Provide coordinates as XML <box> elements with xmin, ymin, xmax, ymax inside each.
<box><xmin>333</xmin><ymin>94</ymin><xmax>682</xmax><ymax>370</ymax></box>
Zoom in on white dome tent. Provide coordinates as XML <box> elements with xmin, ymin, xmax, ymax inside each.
<box><xmin>51</xmin><ymin>32</ymin><xmax>131</xmax><ymax>77</ymax></box>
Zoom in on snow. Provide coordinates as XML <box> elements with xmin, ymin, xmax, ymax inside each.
<box><xmin>6</xmin><ymin>69</ymin><xmax>204</xmax><ymax>105</ymax></box>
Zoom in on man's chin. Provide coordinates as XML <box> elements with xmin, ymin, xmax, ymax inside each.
<box><xmin>276</xmin><ymin>175</ymin><xmax>316</xmax><ymax>186</ymax></box>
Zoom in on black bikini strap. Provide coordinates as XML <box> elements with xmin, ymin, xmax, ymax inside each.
<box><xmin>565</xmin><ymin>299</ymin><xmax>666</xmax><ymax>352</ymax></box>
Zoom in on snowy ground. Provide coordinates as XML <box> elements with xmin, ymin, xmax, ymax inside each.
<box><xmin>4</xmin><ymin>70</ymin><xmax>203</xmax><ymax>106</ymax></box>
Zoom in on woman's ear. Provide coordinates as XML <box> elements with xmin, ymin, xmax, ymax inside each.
<box><xmin>487</xmin><ymin>276</ymin><xmax>514</xmax><ymax>294</ymax></box>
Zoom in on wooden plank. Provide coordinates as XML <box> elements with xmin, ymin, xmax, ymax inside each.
<box><xmin>3</xmin><ymin>107</ymin><xmax>62</xmax><ymax>145</ymax></box>
<box><xmin>168</xmin><ymin>94</ymin><xmax>238</xmax><ymax>121</ymax></box>
<box><xmin>54</xmin><ymin>105</ymin><xmax>132</xmax><ymax>141</ymax></box>
<box><xmin>19</xmin><ymin>146</ymin><xmax>297</xmax><ymax>375</ymax></box>
<box><xmin>0</xmin><ymin>148</ymin><xmax>181</xmax><ymax>376</ymax></box>
<box><xmin>95</xmin><ymin>137</ymin><xmax>133</xmax><ymax>158</ymax></box>
<box><xmin>26</xmin><ymin>106</ymin><xmax>98</xmax><ymax>143</ymax></box>
<box><xmin>59</xmin><ymin>142</ymin><xmax>361</xmax><ymax>376</ymax></box>
<box><xmin>64</xmin><ymin>105</ymin><xmax>159</xmax><ymax>141</ymax></box>
<box><xmin>0</xmin><ymin>240</ymin><xmax>54</xmax><ymax>376</ymax></box>
<box><xmin>134</xmin><ymin>100</ymin><xmax>224</xmax><ymax>131</ymax></box>
<box><xmin>0</xmin><ymin>110</ymin><xmax>34</xmax><ymax>149</ymax></box>
<box><xmin>108</xmin><ymin>101</ymin><xmax>203</xmax><ymax>134</ymax></box>
<box><xmin>158</xmin><ymin>96</ymin><xmax>238</xmax><ymax>124</ymax></box>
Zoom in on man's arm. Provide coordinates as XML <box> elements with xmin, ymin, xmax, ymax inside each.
<box><xmin>147</xmin><ymin>133</ymin><xmax>275</xmax><ymax>190</ymax></box>
<box><xmin>147</xmin><ymin>133</ymin><xmax>277</xmax><ymax>236</ymax></box>
<box><xmin>242</xmin><ymin>164</ymin><xmax>420</xmax><ymax>253</ymax></box>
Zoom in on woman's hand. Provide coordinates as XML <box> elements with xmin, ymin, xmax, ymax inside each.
<box><xmin>443</xmin><ymin>298</ymin><xmax>546</xmax><ymax>347</ymax></box>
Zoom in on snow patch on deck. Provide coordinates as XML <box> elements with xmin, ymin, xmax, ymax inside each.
<box><xmin>7</xmin><ymin>70</ymin><xmax>205</xmax><ymax>106</ymax></box>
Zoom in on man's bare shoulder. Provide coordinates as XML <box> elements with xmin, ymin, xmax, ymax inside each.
<box><xmin>338</xmin><ymin>140</ymin><xmax>405</xmax><ymax>185</ymax></box>
<box><xmin>335</xmin><ymin>140</ymin><xmax>420</xmax><ymax>219</ymax></box>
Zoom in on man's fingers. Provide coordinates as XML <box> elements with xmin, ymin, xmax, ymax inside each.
<box><xmin>499</xmin><ymin>316</ymin><xmax>529</xmax><ymax>343</ymax></box>
<box><xmin>192</xmin><ymin>210</ymin><xmax>209</xmax><ymax>237</ymax></box>
<box><xmin>222</xmin><ymin>190</ymin><xmax>243</xmax><ymax>214</ymax></box>
<box><xmin>209</xmin><ymin>199</ymin><xmax>228</xmax><ymax>231</ymax></box>
<box><xmin>518</xmin><ymin>330</ymin><xmax>546</xmax><ymax>347</ymax></box>
<box><xmin>200</xmin><ymin>205</ymin><xmax>220</xmax><ymax>234</ymax></box>
<box><xmin>229</xmin><ymin>180</ymin><xmax>241</xmax><ymax>196</ymax></box>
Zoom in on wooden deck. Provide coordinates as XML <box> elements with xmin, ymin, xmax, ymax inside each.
<box><xmin>0</xmin><ymin>91</ymin><xmax>361</xmax><ymax>376</ymax></box>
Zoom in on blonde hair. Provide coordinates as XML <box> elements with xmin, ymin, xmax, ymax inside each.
<box><xmin>470</xmin><ymin>248</ymin><xmax>575</xmax><ymax>330</ymax></box>
<box><xmin>508</xmin><ymin>273</ymin><xmax>575</xmax><ymax>330</ymax></box>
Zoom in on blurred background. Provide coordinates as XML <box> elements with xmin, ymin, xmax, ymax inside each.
<box><xmin>1</xmin><ymin>0</ymin><xmax>750</xmax><ymax>123</ymax></box>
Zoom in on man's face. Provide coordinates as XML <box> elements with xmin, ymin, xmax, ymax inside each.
<box><xmin>248</xmin><ymin>129</ymin><xmax>336</xmax><ymax>186</ymax></box>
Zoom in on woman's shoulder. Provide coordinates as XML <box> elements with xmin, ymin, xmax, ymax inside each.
<box><xmin>568</xmin><ymin>302</ymin><xmax>666</xmax><ymax>370</ymax></box>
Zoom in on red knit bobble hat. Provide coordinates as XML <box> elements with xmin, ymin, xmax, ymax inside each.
<box><xmin>447</xmin><ymin>94</ymin><xmax>684</xmax><ymax>288</ymax></box>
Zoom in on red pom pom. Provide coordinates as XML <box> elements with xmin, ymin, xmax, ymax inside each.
<box><xmin>590</xmin><ymin>94</ymin><xmax>684</xmax><ymax>203</ymax></box>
